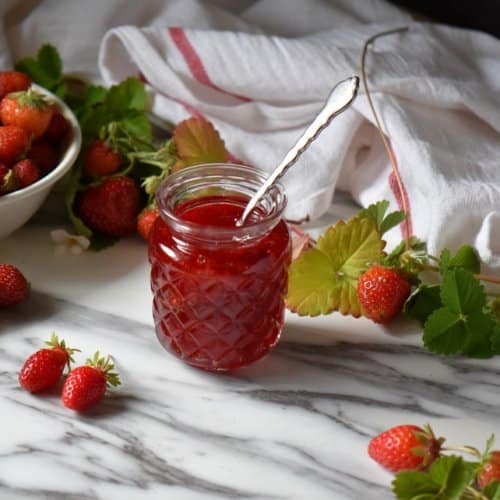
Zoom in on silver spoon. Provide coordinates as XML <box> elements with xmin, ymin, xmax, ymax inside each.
<box><xmin>237</xmin><ymin>75</ymin><xmax>360</xmax><ymax>226</ymax></box>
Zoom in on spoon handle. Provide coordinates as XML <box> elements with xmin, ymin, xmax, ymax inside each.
<box><xmin>237</xmin><ymin>76</ymin><xmax>360</xmax><ymax>226</ymax></box>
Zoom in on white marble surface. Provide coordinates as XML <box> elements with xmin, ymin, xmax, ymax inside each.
<box><xmin>2</xmin><ymin>202</ymin><xmax>500</xmax><ymax>500</ymax></box>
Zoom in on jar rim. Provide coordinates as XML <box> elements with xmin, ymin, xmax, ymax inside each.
<box><xmin>155</xmin><ymin>163</ymin><xmax>287</xmax><ymax>244</ymax></box>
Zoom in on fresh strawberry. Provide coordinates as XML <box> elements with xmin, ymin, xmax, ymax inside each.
<box><xmin>0</xmin><ymin>88</ymin><xmax>53</xmax><ymax>138</ymax></box>
<box><xmin>27</xmin><ymin>140</ymin><xmax>59</xmax><ymax>175</ymax></box>
<box><xmin>12</xmin><ymin>158</ymin><xmax>40</xmax><ymax>188</ymax></box>
<box><xmin>357</xmin><ymin>266</ymin><xmax>411</xmax><ymax>323</ymax></box>
<box><xmin>43</xmin><ymin>109</ymin><xmax>70</xmax><ymax>143</ymax></box>
<box><xmin>0</xmin><ymin>263</ymin><xmax>29</xmax><ymax>306</ymax></box>
<box><xmin>76</xmin><ymin>176</ymin><xmax>141</xmax><ymax>237</ymax></box>
<box><xmin>0</xmin><ymin>71</ymin><xmax>31</xmax><ymax>100</ymax></box>
<box><xmin>83</xmin><ymin>140</ymin><xmax>122</xmax><ymax>178</ymax></box>
<box><xmin>137</xmin><ymin>207</ymin><xmax>159</xmax><ymax>240</ymax></box>
<box><xmin>0</xmin><ymin>125</ymin><xmax>30</xmax><ymax>164</ymax></box>
<box><xmin>477</xmin><ymin>451</ymin><xmax>500</xmax><ymax>489</ymax></box>
<box><xmin>61</xmin><ymin>352</ymin><xmax>120</xmax><ymax>411</ymax></box>
<box><xmin>18</xmin><ymin>334</ymin><xmax>78</xmax><ymax>393</ymax></box>
<box><xmin>368</xmin><ymin>424</ymin><xmax>443</xmax><ymax>473</ymax></box>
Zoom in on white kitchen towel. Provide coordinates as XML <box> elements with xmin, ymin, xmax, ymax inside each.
<box><xmin>2</xmin><ymin>0</ymin><xmax>500</xmax><ymax>273</ymax></box>
<box><xmin>98</xmin><ymin>15</ymin><xmax>500</xmax><ymax>273</ymax></box>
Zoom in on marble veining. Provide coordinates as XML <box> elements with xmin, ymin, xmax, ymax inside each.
<box><xmin>2</xmin><ymin>281</ymin><xmax>500</xmax><ymax>499</ymax></box>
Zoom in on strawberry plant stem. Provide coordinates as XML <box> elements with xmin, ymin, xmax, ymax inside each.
<box><xmin>360</xmin><ymin>26</ymin><xmax>410</xmax><ymax>249</ymax></box>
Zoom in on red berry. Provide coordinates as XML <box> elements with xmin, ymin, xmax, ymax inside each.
<box><xmin>0</xmin><ymin>125</ymin><xmax>30</xmax><ymax>165</ymax></box>
<box><xmin>83</xmin><ymin>140</ymin><xmax>122</xmax><ymax>178</ymax></box>
<box><xmin>478</xmin><ymin>451</ymin><xmax>500</xmax><ymax>489</ymax></box>
<box><xmin>0</xmin><ymin>89</ymin><xmax>54</xmax><ymax>138</ymax></box>
<box><xmin>0</xmin><ymin>263</ymin><xmax>29</xmax><ymax>307</ymax></box>
<box><xmin>18</xmin><ymin>334</ymin><xmax>77</xmax><ymax>393</ymax></box>
<box><xmin>357</xmin><ymin>266</ymin><xmax>411</xmax><ymax>324</ymax></box>
<box><xmin>76</xmin><ymin>176</ymin><xmax>141</xmax><ymax>237</ymax></box>
<box><xmin>368</xmin><ymin>424</ymin><xmax>442</xmax><ymax>473</ymax></box>
<box><xmin>137</xmin><ymin>207</ymin><xmax>159</xmax><ymax>240</ymax></box>
<box><xmin>61</xmin><ymin>353</ymin><xmax>120</xmax><ymax>411</ymax></box>
<box><xmin>12</xmin><ymin>159</ymin><xmax>40</xmax><ymax>188</ymax></box>
<box><xmin>27</xmin><ymin>140</ymin><xmax>59</xmax><ymax>175</ymax></box>
<box><xmin>43</xmin><ymin>109</ymin><xmax>70</xmax><ymax>143</ymax></box>
<box><xmin>0</xmin><ymin>71</ymin><xmax>31</xmax><ymax>100</ymax></box>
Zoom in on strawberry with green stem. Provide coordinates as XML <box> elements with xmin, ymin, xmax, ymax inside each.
<box><xmin>19</xmin><ymin>333</ymin><xmax>79</xmax><ymax>393</ymax></box>
<box><xmin>0</xmin><ymin>70</ymin><xmax>31</xmax><ymax>100</ymax></box>
<box><xmin>61</xmin><ymin>352</ymin><xmax>120</xmax><ymax>411</ymax></box>
<box><xmin>0</xmin><ymin>88</ymin><xmax>53</xmax><ymax>139</ymax></box>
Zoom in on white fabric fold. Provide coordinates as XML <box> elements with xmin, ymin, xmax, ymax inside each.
<box><xmin>2</xmin><ymin>0</ymin><xmax>499</xmax><ymax>274</ymax></box>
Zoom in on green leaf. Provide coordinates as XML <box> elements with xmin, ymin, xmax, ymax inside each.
<box><xmin>36</xmin><ymin>44</ymin><xmax>62</xmax><ymax>82</ymax></box>
<box><xmin>489</xmin><ymin>320</ymin><xmax>500</xmax><ymax>354</ymax></box>
<box><xmin>358</xmin><ymin>199</ymin><xmax>406</xmax><ymax>235</ymax></box>
<box><xmin>404</xmin><ymin>285</ymin><xmax>442</xmax><ymax>326</ymax></box>
<box><xmin>393</xmin><ymin>471</ymin><xmax>438</xmax><ymax>500</ymax></box>
<box><xmin>286</xmin><ymin>248</ymin><xmax>340</xmax><ymax>316</ymax></box>
<box><xmin>287</xmin><ymin>217</ymin><xmax>384</xmax><ymax>316</ymax></box>
<box><xmin>392</xmin><ymin>456</ymin><xmax>474</xmax><ymax>500</ymax></box>
<box><xmin>15</xmin><ymin>44</ymin><xmax>63</xmax><ymax>92</ymax></box>
<box><xmin>462</xmin><ymin>310</ymin><xmax>495</xmax><ymax>358</ymax></box>
<box><xmin>380</xmin><ymin>210</ymin><xmax>407</xmax><ymax>235</ymax></box>
<box><xmin>120</xmin><ymin>112</ymin><xmax>152</xmax><ymax>143</ymax></box>
<box><xmin>440</xmin><ymin>245</ymin><xmax>480</xmax><ymax>275</ymax></box>
<box><xmin>424</xmin><ymin>308</ymin><xmax>466</xmax><ymax>355</ymax></box>
<box><xmin>484</xmin><ymin>481</ymin><xmax>500</xmax><ymax>500</ymax></box>
<box><xmin>429</xmin><ymin>456</ymin><xmax>475</xmax><ymax>498</ymax></box>
<box><xmin>173</xmin><ymin>116</ymin><xmax>228</xmax><ymax>167</ymax></box>
<box><xmin>440</xmin><ymin>268</ymin><xmax>486</xmax><ymax>315</ymax></box>
<box><xmin>105</xmin><ymin>77</ymin><xmax>149</xmax><ymax>113</ymax></box>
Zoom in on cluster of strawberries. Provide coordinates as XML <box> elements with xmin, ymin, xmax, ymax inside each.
<box><xmin>0</xmin><ymin>71</ymin><xmax>70</xmax><ymax>194</ymax></box>
<box><xmin>369</xmin><ymin>424</ymin><xmax>500</xmax><ymax>492</ymax></box>
<box><xmin>75</xmin><ymin>139</ymin><xmax>159</xmax><ymax>241</ymax></box>
<box><xmin>18</xmin><ymin>334</ymin><xmax>120</xmax><ymax>411</ymax></box>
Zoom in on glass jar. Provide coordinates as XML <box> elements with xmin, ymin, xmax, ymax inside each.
<box><xmin>149</xmin><ymin>163</ymin><xmax>291</xmax><ymax>371</ymax></box>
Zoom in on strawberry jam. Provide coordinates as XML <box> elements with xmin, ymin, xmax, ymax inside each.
<box><xmin>149</xmin><ymin>164</ymin><xmax>291</xmax><ymax>371</ymax></box>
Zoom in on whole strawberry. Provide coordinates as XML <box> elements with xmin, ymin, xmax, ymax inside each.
<box><xmin>368</xmin><ymin>424</ymin><xmax>443</xmax><ymax>473</ymax></box>
<box><xmin>76</xmin><ymin>176</ymin><xmax>141</xmax><ymax>237</ymax></box>
<box><xmin>357</xmin><ymin>266</ymin><xmax>411</xmax><ymax>323</ymax></box>
<box><xmin>477</xmin><ymin>450</ymin><xmax>500</xmax><ymax>489</ymax></box>
<box><xmin>27</xmin><ymin>140</ymin><xmax>59</xmax><ymax>175</ymax></box>
<box><xmin>12</xmin><ymin>159</ymin><xmax>40</xmax><ymax>188</ymax></box>
<box><xmin>0</xmin><ymin>71</ymin><xmax>31</xmax><ymax>100</ymax></box>
<box><xmin>83</xmin><ymin>140</ymin><xmax>122</xmax><ymax>178</ymax></box>
<box><xmin>61</xmin><ymin>352</ymin><xmax>120</xmax><ymax>411</ymax></box>
<box><xmin>0</xmin><ymin>263</ymin><xmax>29</xmax><ymax>306</ymax></box>
<box><xmin>0</xmin><ymin>88</ymin><xmax>53</xmax><ymax>138</ymax></box>
<box><xmin>137</xmin><ymin>206</ymin><xmax>159</xmax><ymax>240</ymax></box>
<box><xmin>43</xmin><ymin>109</ymin><xmax>70</xmax><ymax>143</ymax></box>
<box><xmin>19</xmin><ymin>334</ymin><xmax>78</xmax><ymax>393</ymax></box>
<box><xmin>0</xmin><ymin>125</ymin><xmax>30</xmax><ymax>164</ymax></box>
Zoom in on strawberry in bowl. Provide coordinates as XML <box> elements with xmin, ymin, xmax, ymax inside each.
<box><xmin>0</xmin><ymin>73</ymin><xmax>81</xmax><ymax>239</ymax></box>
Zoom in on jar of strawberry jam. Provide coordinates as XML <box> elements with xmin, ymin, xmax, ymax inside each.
<box><xmin>149</xmin><ymin>163</ymin><xmax>291</xmax><ymax>371</ymax></box>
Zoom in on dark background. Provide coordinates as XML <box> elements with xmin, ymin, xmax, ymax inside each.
<box><xmin>389</xmin><ymin>0</ymin><xmax>500</xmax><ymax>38</ymax></box>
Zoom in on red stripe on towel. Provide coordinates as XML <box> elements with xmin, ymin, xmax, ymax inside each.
<box><xmin>387</xmin><ymin>145</ymin><xmax>413</xmax><ymax>239</ymax></box>
<box><xmin>169</xmin><ymin>27</ymin><xmax>251</xmax><ymax>102</ymax></box>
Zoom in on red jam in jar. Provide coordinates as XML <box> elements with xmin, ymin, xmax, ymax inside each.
<box><xmin>149</xmin><ymin>164</ymin><xmax>291</xmax><ymax>371</ymax></box>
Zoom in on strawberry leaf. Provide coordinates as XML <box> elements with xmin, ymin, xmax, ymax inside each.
<box><xmin>440</xmin><ymin>245</ymin><xmax>481</xmax><ymax>275</ymax></box>
<box><xmin>392</xmin><ymin>455</ymin><xmax>475</xmax><ymax>500</ymax></box>
<box><xmin>484</xmin><ymin>481</ymin><xmax>500</xmax><ymax>500</ymax></box>
<box><xmin>359</xmin><ymin>199</ymin><xmax>406</xmax><ymax>235</ymax></box>
<box><xmin>440</xmin><ymin>268</ymin><xmax>486</xmax><ymax>314</ymax></box>
<box><xmin>404</xmin><ymin>285</ymin><xmax>442</xmax><ymax>326</ymax></box>
<box><xmin>173</xmin><ymin>117</ymin><xmax>228</xmax><ymax>168</ymax></box>
<box><xmin>287</xmin><ymin>216</ymin><xmax>384</xmax><ymax>316</ymax></box>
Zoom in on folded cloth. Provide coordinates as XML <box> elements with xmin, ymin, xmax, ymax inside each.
<box><xmin>3</xmin><ymin>0</ymin><xmax>499</xmax><ymax>274</ymax></box>
<box><xmin>98</xmin><ymin>9</ymin><xmax>500</xmax><ymax>274</ymax></box>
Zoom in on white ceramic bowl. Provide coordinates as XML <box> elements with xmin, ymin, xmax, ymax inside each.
<box><xmin>0</xmin><ymin>84</ymin><xmax>82</xmax><ymax>239</ymax></box>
